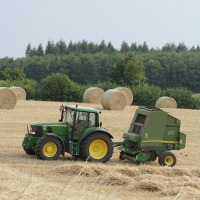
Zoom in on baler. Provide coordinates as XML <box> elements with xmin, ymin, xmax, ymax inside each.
<box><xmin>115</xmin><ymin>106</ymin><xmax>186</xmax><ymax>166</ymax></box>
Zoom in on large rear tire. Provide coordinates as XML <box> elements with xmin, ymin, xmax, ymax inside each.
<box><xmin>35</xmin><ymin>136</ymin><xmax>62</xmax><ymax>160</ymax></box>
<box><xmin>80</xmin><ymin>132</ymin><xmax>113</xmax><ymax>163</ymax></box>
<box><xmin>158</xmin><ymin>151</ymin><xmax>176</xmax><ymax>167</ymax></box>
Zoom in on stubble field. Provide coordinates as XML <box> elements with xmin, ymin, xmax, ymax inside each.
<box><xmin>0</xmin><ymin>100</ymin><xmax>200</xmax><ymax>200</ymax></box>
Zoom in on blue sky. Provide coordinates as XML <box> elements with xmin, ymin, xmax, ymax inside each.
<box><xmin>0</xmin><ymin>0</ymin><xmax>200</xmax><ymax>58</ymax></box>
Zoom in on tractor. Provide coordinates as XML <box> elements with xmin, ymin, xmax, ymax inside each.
<box><xmin>22</xmin><ymin>104</ymin><xmax>113</xmax><ymax>162</ymax></box>
<box><xmin>115</xmin><ymin>106</ymin><xmax>186</xmax><ymax>167</ymax></box>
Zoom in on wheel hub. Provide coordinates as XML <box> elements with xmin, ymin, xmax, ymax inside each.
<box><xmin>43</xmin><ymin>142</ymin><xmax>57</xmax><ymax>157</ymax></box>
<box><xmin>89</xmin><ymin>139</ymin><xmax>108</xmax><ymax>160</ymax></box>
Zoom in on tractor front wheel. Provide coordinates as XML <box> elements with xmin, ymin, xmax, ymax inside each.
<box><xmin>80</xmin><ymin>132</ymin><xmax>113</xmax><ymax>163</ymax></box>
<box><xmin>158</xmin><ymin>151</ymin><xmax>176</xmax><ymax>167</ymax></box>
<box><xmin>35</xmin><ymin>136</ymin><xmax>62</xmax><ymax>160</ymax></box>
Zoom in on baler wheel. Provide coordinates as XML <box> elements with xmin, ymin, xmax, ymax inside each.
<box><xmin>35</xmin><ymin>136</ymin><xmax>62</xmax><ymax>160</ymax></box>
<box><xmin>149</xmin><ymin>151</ymin><xmax>157</xmax><ymax>162</ymax></box>
<box><xmin>158</xmin><ymin>151</ymin><xmax>176</xmax><ymax>167</ymax></box>
<box><xmin>80</xmin><ymin>132</ymin><xmax>113</xmax><ymax>163</ymax></box>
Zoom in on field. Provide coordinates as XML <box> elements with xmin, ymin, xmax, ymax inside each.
<box><xmin>0</xmin><ymin>100</ymin><xmax>200</xmax><ymax>200</ymax></box>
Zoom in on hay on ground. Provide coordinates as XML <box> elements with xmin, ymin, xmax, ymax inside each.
<box><xmin>135</xmin><ymin>180</ymin><xmax>163</xmax><ymax>191</ymax></box>
<box><xmin>0</xmin><ymin>87</ymin><xmax>17</xmax><ymax>109</ymax></box>
<box><xmin>83</xmin><ymin>87</ymin><xmax>104</xmax><ymax>104</ymax></box>
<box><xmin>101</xmin><ymin>89</ymin><xmax>126</xmax><ymax>110</ymax></box>
<box><xmin>155</xmin><ymin>96</ymin><xmax>177</xmax><ymax>108</ymax></box>
<box><xmin>10</xmin><ymin>86</ymin><xmax>26</xmax><ymax>100</ymax></box>
<box><xmin>95</xmin><ymin>172</ymin><xmax>133</xmax><ymax>186</ymax></box>
<box><xmin>115</xmin><ymin>87</ymin><xmax>133</xmax><ymax>105</ymax></box>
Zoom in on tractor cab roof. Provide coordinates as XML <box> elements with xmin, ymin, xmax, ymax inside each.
<box><xmin>65</xmin><ymin>105</ymin><xmax>100</xmax><ymax>113</ymax></box>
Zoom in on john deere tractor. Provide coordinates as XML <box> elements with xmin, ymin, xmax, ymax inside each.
<box><xmin>22</xmin><ymin>104</ymin><xmax>113</xmax><ymax>162</ymax></box>
<box><xmin>115</xmin><ymin>106</ymin><xmax>186</xmax><ymax>167</ymax></box>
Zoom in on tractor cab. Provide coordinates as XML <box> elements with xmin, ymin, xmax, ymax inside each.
<box><xmin>60</xmin><ymin>105</ymin><xmax>100</xmax><ymax>140</ymax></box>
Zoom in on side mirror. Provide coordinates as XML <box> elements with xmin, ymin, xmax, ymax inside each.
<box><xmin>100</xmin><ymin>122</ymin><xmax>102</xmax><ymax>127</ymax></box>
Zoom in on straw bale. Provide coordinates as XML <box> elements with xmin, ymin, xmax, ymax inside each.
<box><xmin>0</xmin><ymin>87</ymin><xmax>17</xmax><ymax>109</ymax></box>
<box><xmin>10</xmin><ymin>86</ymin><xmax>26</xmax><ymax>100</ymax></box>
<box><xmin>83</xmin><ymin>87</ymin><xmax>104</xmax><ymax>104</ymax></box>
<box><xmin>155</xmin><ymin>96</ymin><xmax>177</xmax><ymax>108</ymax></box>
<box><xmin>115</xmin><ymin>87</ymin><xmax>133</xmax><ymax>105</ymax></box>
<box><xmin>101</xmin><ymin>89</ymin><xmax>126</xmax><ymax>110</ymax></box>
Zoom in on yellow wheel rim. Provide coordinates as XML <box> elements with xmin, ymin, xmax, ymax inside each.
<box><xmin>89</xmin><ymin>139</ymin><xmax>108</xmax><ymax>160</ymax></box>
<box><xmin>43</xmin><ymin>142</ymin><xmax>57</xmax><ymax>157</ymax></box>
<box><xmin>165</xmin><ymin>156</ymin><xmax>174</xmax><ymax>166</ymax></box>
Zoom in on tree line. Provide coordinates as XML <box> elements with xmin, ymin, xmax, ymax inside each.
<box><xmin>1</xmin><ymin>40</ymin><xmax>200</xmax><ymax>92</ymax></box>
<box><xmin>25</xmin><ymin>40</ymin><xmax>200</xmax><ymax>57</ymax></box>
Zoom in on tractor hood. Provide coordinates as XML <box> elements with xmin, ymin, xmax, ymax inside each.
<box><xmin>30</xmin><ymin>122</ymin><xmax>68</xmax><ymax>137</ymax></box>
<box><xmin>31</xmin><ymin>122</ymin><xmax>67</xmax><ymax>127</ymax></box>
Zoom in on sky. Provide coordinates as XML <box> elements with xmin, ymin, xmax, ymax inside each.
<box><xmin>0</xmin><ymin>0</ymin><xmax>200</xmax><ymax>58</ymax></box>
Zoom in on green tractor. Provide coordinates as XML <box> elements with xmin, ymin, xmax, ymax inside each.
<box><xmin>116</xmin><ymin>106</ymin><xmax>186</xmax><ymax>167</ymax></box>
<box><xmin>22</xmin><ymin>104</ymin><xmax>113</xmax><ymax>162</ymax></box>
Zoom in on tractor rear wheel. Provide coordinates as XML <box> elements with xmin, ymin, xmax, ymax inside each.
<box><xmin>35</xmin><ymin>136</ymin><xmax>62</xmax><ymax>160</ymax></box>
<box><xmin>80</xmin><ymin>132</ymin><xmax>113</xmax><ymax>163</ymax></box>
<box><xmin>158</xmin><ymin>151</ymin><xmax>176</xmax><ymax>167</ymax></box>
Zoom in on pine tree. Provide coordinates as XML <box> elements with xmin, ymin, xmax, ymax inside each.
<box><xmin>120</xmin><ymin>41</ymin><xmax>130</xmax><ymax>52</ymax></box>
<box><xmin>107</xmin><ymin>42</ymin><xmax>116</xmax><ymax>53</ymax></box>
<box><xmin>36</xmin><ymin>43</ymin><xmax>44</xmax><ymax>56</ymax></box>
<box><xmin>25</xmin><ymin>43</ymin><xmax>32</xmax><ymax>57</ymax></box>
<box><xmin>56</xmin><ymin>40</ymin><xmax>67</xmax><ymax>55</ymax></box>
<box><xmin>130</xmin><ymin>43</ymin><xmax>138</xmax><ymax>52</ymax></box>
<box><xmin>45</xmin><ymin>40</ymin><xmax>59</xmax><ymax>55</ymax></box>
<box><xmin>99</xmin><ymin>40</ymin><xmax>107</xmax><ymax>52</ymax></box>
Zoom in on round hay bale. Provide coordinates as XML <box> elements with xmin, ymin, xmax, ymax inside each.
<box><xmin>0</xmin><ymin>87</ymin><xmax>17</xmax><ymax>109</ymax></box>
<box><xmin>155</xmin><ymin>96</ymin><xmax>177</xmax><ymax>108</ymax></box>
<box><xmin>101</xmin><ymin>89</ymin><xmax>126</xmax><ymax>110</ymax></box>
<box><xmin>115</xmin><ymin>87</ymin><xmax>133</xmax><ymax>105</ymax></box>
<box><xmin>10</xmin><ymin>86</ymin><xmax>26</xmax><ymax>100</ymax></box>
<box><xmin>83</xmin><ymin>87</ymin><xmax>104</xmax><ymax>104</ymax></box>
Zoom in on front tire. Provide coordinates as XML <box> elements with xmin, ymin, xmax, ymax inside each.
<box><xmin>35</xmin><ymin>136</ymin><xmax>62</xmax><ymax>160</ymax></box>
<box><xmin>158</xmin><ymin>151</ymin><xmax>176</xmax><ymax>167</ymax></box>
<box><xmin>80</xmin><ymin>132</ymin><xmax>113</xmax><ymax>163</ymax></box>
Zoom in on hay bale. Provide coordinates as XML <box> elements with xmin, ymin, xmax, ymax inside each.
<box><xmin>155</xmin><ymin>96</ymin><xmax>177</xmax><ymax>108</ymax></box>
<box><xmin>101</xmin><ymin>89</ymin><xmax>126</xmax><ymax>110</ymax></box>
<box><xmin>83</xmin><ymin>87</ymin><xmax>104</xmax><ymax>104</ymax></box>
<box><xmin>10</xmin><ymin>86</ymin><xmax>26</xmax><ymax>100</ymax></box>
<box><xmin>0</xmin><ymin>87</ymin><xmax>17</xmax><ymax>109</ymax></box>
<box><xmin>115</xmin><ymin>87</ymin><xmax>133</xmax><ymax>105</ymax></box>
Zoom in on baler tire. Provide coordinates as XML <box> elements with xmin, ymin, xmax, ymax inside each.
<box><xmin>158</xmin><ymin>151</ymin><xmax>176</xmax><ymax>167</ymax></box>
<box><xmin>24</xmin><ymin>148</ymin><xmax>35</xmax><ymax>155</ymax></box>
<box><xmin>80</xmin><ymin>132</ymin><xmax>113</xmax><ymax>163</ymax></box>
<box><xmin>35</xmin><ymin>136</ymin><xmax>62</xmax><ymax>160</ymax></box>
<box><xmin>149</xmin><ymin>151</ymin><xmax>157</xmax><ymax>162</ymax></box>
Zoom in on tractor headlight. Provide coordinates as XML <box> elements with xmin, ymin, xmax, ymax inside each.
<box><xmin>30</xmin><ymin>131</ymin><xmax>35</xmax><ymax>135</ymax></box>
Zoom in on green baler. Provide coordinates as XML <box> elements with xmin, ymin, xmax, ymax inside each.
<box><xmin>117</xmin><ymin>107</ymin><xmax>186</xmax><ymax>166</ymax></box>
